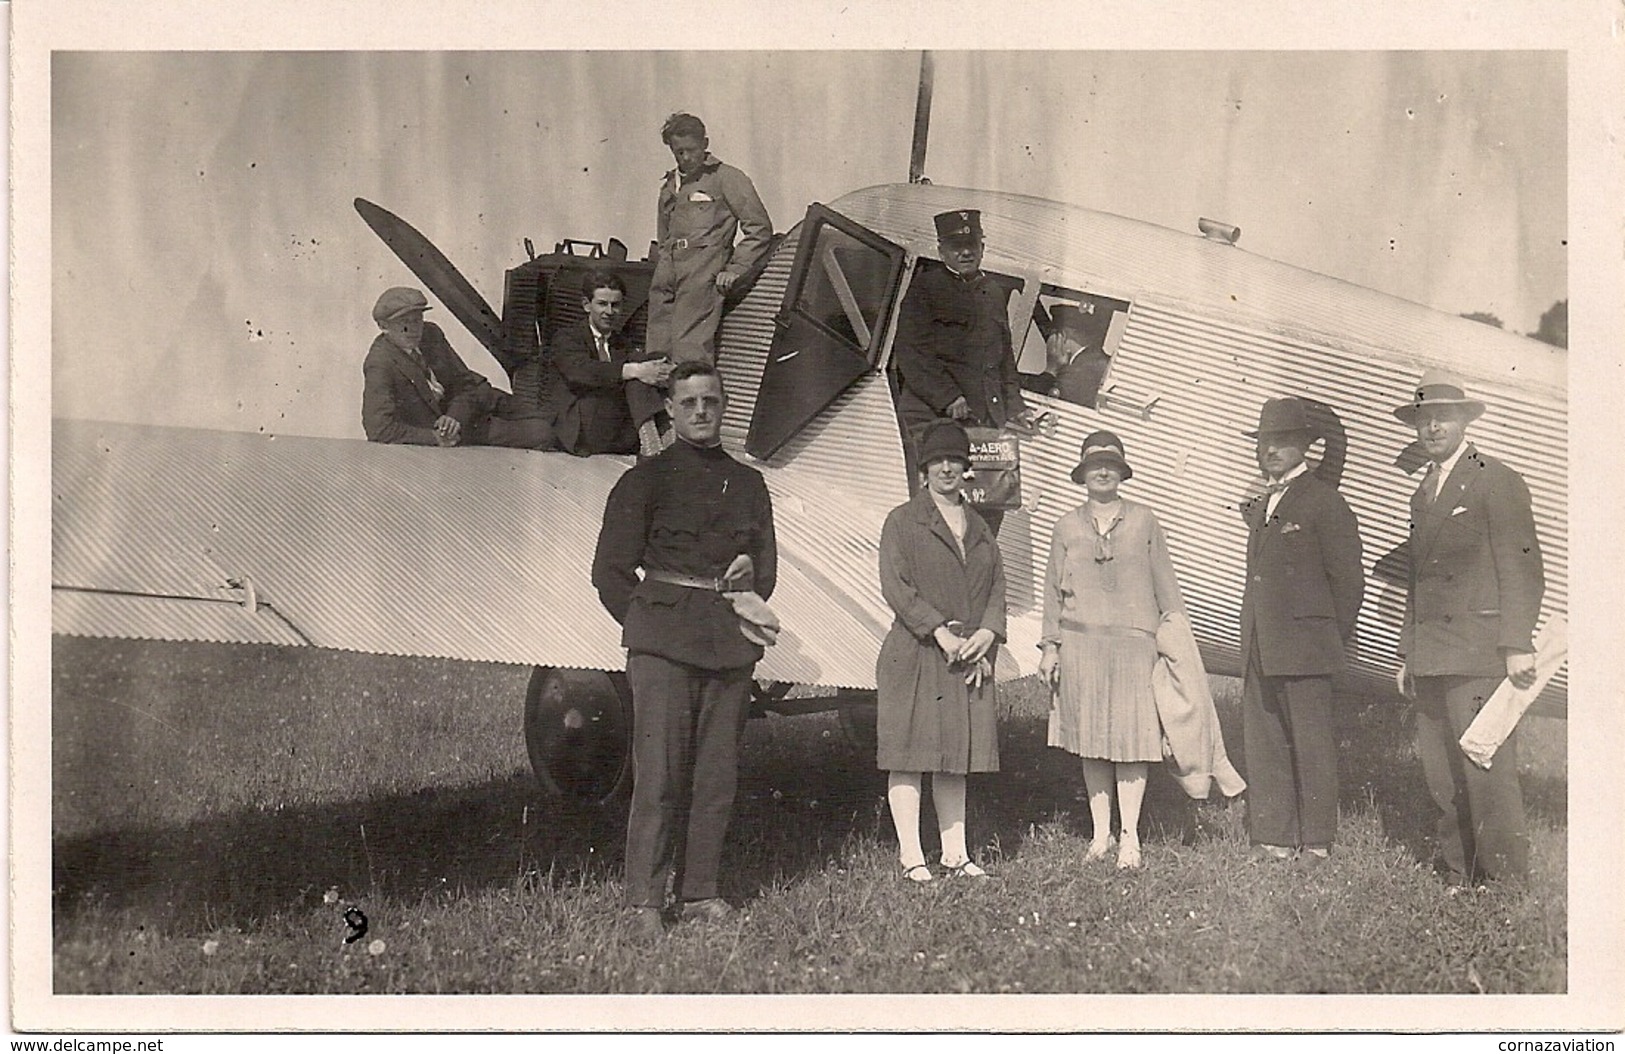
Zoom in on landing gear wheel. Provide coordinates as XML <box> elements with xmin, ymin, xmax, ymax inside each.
<box><xmin>524</xmin><ymin>667</ymin><xmax>633</xmax><ymax>805</ymax></box>
<box><xmin>835</xmin><ymin>688</ymin><xmax>879</xmax><ymax>756</ymax></box>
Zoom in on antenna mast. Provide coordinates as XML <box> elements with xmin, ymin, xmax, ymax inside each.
<box><xmin>909</xmin><ymin>51</ymin><xmax>934</xmax><ymax>184</ymax></box>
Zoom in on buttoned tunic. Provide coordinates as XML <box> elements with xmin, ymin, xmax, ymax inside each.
<box><xmin>592</xmin><ymin>437</ymin><xmax>777</xmax><ymax>670</ymax></box>
<box><xmin>893</xmin><ymin>260</ymin><xmax>1027</xmax><ymax>436</ymax></box>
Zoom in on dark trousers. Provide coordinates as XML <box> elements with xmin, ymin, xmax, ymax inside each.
<box><xmin>1413</xmin><ymin>674</ymin><xmax>1528</xmax><ymax>883</ymax></box>
<box><xmin>623</xmin><ymin>653</ymin><xmax>753</xmax><ymax>908</ymax></box>
<box><xmin>1241</xmin><ymin>649</ymin><xmax>1338</xmax><ymax>849</ymax></box>
<box><xmin>473</xmin><ymin>408</ymin><xmax>555</xmax><ymax>450</ymax></box>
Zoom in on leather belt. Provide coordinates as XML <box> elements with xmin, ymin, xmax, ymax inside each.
<box><xmin>664</xmin><ymin>237</ymin><xmax>690</xmax><ymax>250</ymax></box>
<box><xmin>646</xmin><ymin>569</ymin><xmax>734</xmax><ymax>592</ymax></box>
<box><xmin>1059</xmin><ymin>618</ymin><xmax>1154</xmax><ymax>640</ymax></box>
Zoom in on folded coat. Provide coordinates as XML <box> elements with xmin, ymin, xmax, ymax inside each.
<box><xmin>1151</xmin><ymin>611</ymin><xmax>1247</xmax><ymax>800</ymax></box>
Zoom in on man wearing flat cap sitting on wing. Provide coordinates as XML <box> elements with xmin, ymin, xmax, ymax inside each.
<box><xmin>362</xmin><ymin>286</ymin><xmax>555</xmax><ymax>449</ymax></box>
<box><xmin>893</xmin><ymin>209</ymin><xmax>1036</xmax><ymax>473</ymax></box>
<box><xmin>1393</xmin><ymin>369</ymin><xmax>1544</xmax><ymax>890</ymax></box>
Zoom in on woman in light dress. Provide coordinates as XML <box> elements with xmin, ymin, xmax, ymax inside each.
<box><xmin>1039</xmin><ymin>431</ymin><xmax>1187</xmax><ymax>870</ymax></box>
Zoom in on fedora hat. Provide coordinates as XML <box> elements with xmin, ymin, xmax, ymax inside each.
<box><xmin>1244</xmin><ymin>396</ymin><xmax>1313</xmax><ymax>438</ymax></box>
<box><xmin>1392</xmin><ymin>368</ymin><xmax>1486</xmax><ymax>425</ymax></box>
<box><xmin>1071</xmin><ymin>430</ymin><xmax>1133</xmax><ymax>483</ymax></box>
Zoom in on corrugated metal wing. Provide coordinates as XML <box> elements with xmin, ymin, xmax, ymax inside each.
<box><xmin>53</xmin><ymin>590</ymin><xmax>310</xmax><ymax>648</ymax></box>
<box><xmin>51</xmin><ymin>419</ymin><xmax>884</xmax><ymax>688</ymax></box>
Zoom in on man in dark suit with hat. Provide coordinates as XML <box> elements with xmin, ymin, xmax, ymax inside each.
<box><xmin>893</xmin><ymin>208</ymin><xmax>1032</xmax><ymax>469</ymax></box>
<box><xmin>1394</xmin><ymin>369</ymin><xmax>1543</xmax><ymax>888</ymax></box>
<box><xmin>1238</xmin><ymin>396</ymin><xmax>1364</xmax><ymax>865</ymax></box>
<box><xmin>362</xmin><ymin>286</ymin><xmax>554</xmax><ymax>449</ymax></box>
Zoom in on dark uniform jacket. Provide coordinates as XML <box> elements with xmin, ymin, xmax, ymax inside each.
<box><xmin>893</xmin><ymin>261</ymin><xmax>1027</xmax><ymax>430</ymax></box>
<box><xmin>547</xmin><ymin>319</ymin><xmax>640</xmax><ymax>456</ymax></box>
<box><xmin>592</xmin><ymin>438</ymin><xmax>777</xmax><ymax>671</ymax></box>
<box><xmin>1399</xmin><ymin>445</ymin><xmax>1544</xmax><ymax>677</ymax></box>
<box><xmin>361</xmin><ymin>322</ymin><xmax>500</xmax><ymax>445</ymax></box>
<box><xmin>1240</xmin><ymin>471</ymin><xmax>1365</xmax><ymax>677</ymax></box>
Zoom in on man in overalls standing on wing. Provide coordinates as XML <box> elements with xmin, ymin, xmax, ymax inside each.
<box><xmin>639</xmin><ymin>113</ymin><xmax>773</xmax><ymax>452</ymax></box>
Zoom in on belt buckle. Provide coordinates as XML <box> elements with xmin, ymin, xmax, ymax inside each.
<box><xmin>671</xmin><ymin>237</ymin><xmax>689</xmax><ymax>250</ymax></box>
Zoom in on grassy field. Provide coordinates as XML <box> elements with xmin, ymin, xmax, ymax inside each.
<box><xmin>51</xmin><ymin>636</ymin><xmax>1567</xmax><ymax>997</ymax></box>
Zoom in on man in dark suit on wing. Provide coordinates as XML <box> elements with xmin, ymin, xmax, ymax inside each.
<box><xmin>547</xmin><ymin>270</ymin><xmax>673</xmax><ymax>456</ymax></box>
<box><xmin>1394</xmin><ymin>369</ymin><xmax>1544</xmax><ymax>888</ymax></box>
<box><xmin>1238</xmin><ymin>396</ymin><xmax>1365</xmax><ymax>866</ymax></box>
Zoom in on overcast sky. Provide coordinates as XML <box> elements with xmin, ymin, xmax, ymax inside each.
<box><xmin>51</xmin><ymin>50</ymin><xmax>1565</xmax><ymax>439</ymax></box>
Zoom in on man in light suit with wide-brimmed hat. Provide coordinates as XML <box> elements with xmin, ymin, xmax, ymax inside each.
<box><xmin>1394</xmin><ymin>368</ymin><xmax>1544</xmax><ymax>889</ymax></box>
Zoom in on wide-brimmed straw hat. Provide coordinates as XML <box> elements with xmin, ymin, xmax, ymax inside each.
<box><xmin>1071</xmin><ymin>430</ymin><xmax>1133</xmax><ymax>483</ymax></box>
<box><xmin>1392</xmin><ymin>368</ymin><xmax>1486</xmax><ymax>425</ymax></box>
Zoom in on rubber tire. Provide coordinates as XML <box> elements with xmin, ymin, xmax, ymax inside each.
<box><xmin>835</xmin><ymin>688</ymin><xmax>879</xmax><ymax>758</ymax></box>
<box><xmin>524</xmin><ymin>667</ymin><xmax>633</xmax><ymax>805</ymax></box>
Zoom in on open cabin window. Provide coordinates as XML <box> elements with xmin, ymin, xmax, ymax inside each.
<box><xmin>792</xmin><ymin>217</ymin><xmax>903</xmax><ymax>366</ymax></box>
<box><xmin>1014</xmin><ymin>286</ymin><xmax>1132</xmax><ymax>410</ymax></box>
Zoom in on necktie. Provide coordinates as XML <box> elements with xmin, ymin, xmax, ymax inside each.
<box><xmin>1421</xmin><ymin>461</ymin><xmax>1440</xmax><ymax>505</ymax></box>
<box><xmin>595</xmin><ymin>334</ymin><xmax>609</xmax><ymax>362</ymax></box>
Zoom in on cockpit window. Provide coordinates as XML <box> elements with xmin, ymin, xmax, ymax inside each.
<box><xmin>793</xmin><ymin>220</ymin><xmax>902</xmax><ymax>365</ymax></box>
<box><xmin>1015</xmin><ymin>287</ymin><xmax>1132</xmax><ymax>409</ymax></box>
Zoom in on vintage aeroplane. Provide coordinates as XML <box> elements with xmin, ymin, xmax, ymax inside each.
<box><xmin>53</xmin><ymin>71</ymin><xmax>1569</xmax><ymax>811</ymax></box>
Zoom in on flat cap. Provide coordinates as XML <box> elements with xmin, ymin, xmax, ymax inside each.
<box><xmin>373</xmin><ymin>286</ymin><xmax>432</xmax><ymax>323</ymax></box>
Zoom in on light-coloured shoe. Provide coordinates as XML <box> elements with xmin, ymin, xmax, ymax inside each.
<box><xmin>1297</xmin><ymin>846</ymin><xmax>1330</xmax><ymax>869</ymax></box>
<box><xmin>627</xmin><ymin>906</ymin><xmax>666</xmax><ymax>939</ymax></box>
<box><xmin>678</xmin><ymin>898</ymin><xmax>736</xmax><ymax>922</ymax></box>
<box><xmin>944</xmin><ymin>860</ymin><xmax>992</xmax><ymax>879</ymax></box>
<box><xmin>1116</xmin><ymin>840</ymin><xmax>1143</xmax><ymax>870</ymax></box>
<box><xmin>1084</xmin><ymin>839</ymin><xmax>1112</xmax><ymax>862</ymax></box>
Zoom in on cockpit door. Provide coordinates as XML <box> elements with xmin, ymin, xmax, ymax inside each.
<box><xmin>745</xmin><ymin>204</ymin><xmax>908</xmax><ymax>460</ymax></box>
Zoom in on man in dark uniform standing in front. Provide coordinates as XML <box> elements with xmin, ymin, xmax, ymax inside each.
<box><xmin>893</xmin><ymin>209</ymin><xmax>1034</xmax><ymax>533</ymax></box>
<box><xmin>592</xmin><ymin>361</ymin><xmax>777</xmax><ymax>936</ymax></box>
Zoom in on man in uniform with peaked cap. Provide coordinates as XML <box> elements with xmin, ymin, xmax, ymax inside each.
<box><xmin>362</xmin><ymin>286</ymin><xmax>554</xmax><ymax>449</ymax></box>
<box><xmin>892</xmin><ymin>208</ymin><xmax>1032</xmax><ymax>479</ymax></box>
<box><xmin>1237</xmin><ymin>396</ymin><xmax>1364</xmax><ymax>866</ymax></box>
<box><xmin>1394</xmin><ymin>368</ymin><xmax>1543</xmax><ymax>888</ymax></box>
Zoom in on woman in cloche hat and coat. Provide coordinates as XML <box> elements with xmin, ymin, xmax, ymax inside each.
<box><xmin>1038</xmin><ymin>431</ymin><xmax>1189</xmax><ymax>869</ymax></box>
<box><xmin>875</xmin><ymin>419</ymin><xmax>1006</xmax><ymax>882</ymax></box>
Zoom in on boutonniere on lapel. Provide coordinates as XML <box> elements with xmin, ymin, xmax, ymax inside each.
<box><xmin>1280</xmin><ymin>522</ymin><xmax>1302</xmax><ymax>535</ymax></box>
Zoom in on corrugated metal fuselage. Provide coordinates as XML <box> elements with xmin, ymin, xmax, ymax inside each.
<box><xmin>716</xmin><ymin>183</ymin><xmax>1566</xmax><ymax>711</ymax></box>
